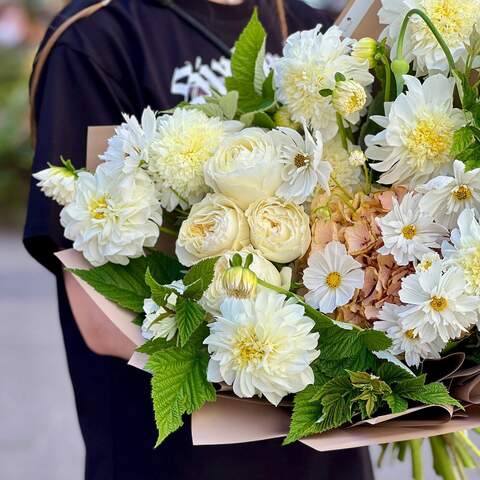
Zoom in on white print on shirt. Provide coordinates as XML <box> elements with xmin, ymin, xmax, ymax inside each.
<box><xmin>170</xmin><ymin>53</ymin><xmax>278</xmax><ymax>104</ymax></box>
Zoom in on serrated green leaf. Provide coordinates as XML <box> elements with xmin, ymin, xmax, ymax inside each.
<box><xmin>251</xmin><ymin>111</ymin><xmax>275</xmax><ymax>128</ymax></box>
<box><xmin>146</xmin><ymin>251</ymin><xmax>183</xmax><ymax>285</ymax></box>
<box><xmin>262</xmin><ymin>70</ymin><xmax>274</xmax><ymax>99</ymax></box>
<box><xmin>318</xmin><ymin>326</ymin><xmax>364</xmax><ymax>360</ymax></box>
<box><xmin>183</xmin><ymin>257</ymin><xmax>219</xmax><ymax>300</ymax></box>
<box><xmin>145</xmin><ymin>268</ymin><xmax>178</xmax><ymax>305</ymax></box>
<box><xmin>175</xmin><ymin>296</ymin><xmax>206</xmax><ymax>347</ymax></box>
<box><xmin>385</xmin><ymin>393</ymin><xmax>408</xmax><ymax>413</ymax></box>
<box><xmin>218</xmin><ymin>91</ymin><xmax>239</xmax><ymax>120</ymax></box>
<box><xmin>451</xmin><ymin>126</ymin><xmax>475</xmax><ymax>157</ymax></box>
<box><xmin>359</xmin><ymin>330</ymin><xmax>392</xmax><ymax>352</ymax></box>
<box><xmin>132</xmin><ymin>313</ymin><xmax>145</xmax><ymax>326</ymax></box>
<box><xmin>318</xmin><ymin>348</ymin><xmax>378</xmax><ymax>377</ymax></box>
<box><xmin>136</xmin><ymin>337</ymin><xmax>172</xmax><ymax>355</ymax></box>
<box><xmin>394</xmin><ymin>374</ymin><xmax>426</xmax><ymax>396</ymax></box>
<box><xmin>376</xmin><ymin>362</ymin><xmax>414</xmax><ymax>384</ymax></box>
<box><xmin>147</xmin><ymin>328</ymin><xmax>216</xmax><ymax>446</ymax></box>
<box><xmin>71</xmin><ymin>257</ymin><xmax>151</xmax><ymax>313</ymax></box>
<box><xmin>401</xmin><ymin>382</ymin><xmax>462</xmax><ymax>408</ymax></box>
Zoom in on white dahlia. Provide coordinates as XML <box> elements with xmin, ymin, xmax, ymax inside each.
<box><xmin>400</xmin><ymin>262</ymin><xmax>480</xmax><ymax>342</ymax></box>
<box><xmin>33</xmin><ymin>164</ymin><xmax>77</xmax><ymax>206</ymax></box>
<box><xmin>304</xmin><ymin>241</ymin><xmax>364</xmax><ymax>314</ymax></box>
<box><xmin>273</xmin><ymin>126</ymin><xmax>331</xmax><ymax>204</ymax></box>
<box><xmin>148</xmin><ymin>108</ymin><xmax>241</xmax><ymax>211</ymax></box>
<box><xmin>374</xmin><ymin>302</ymin><xmax>445</xmax><ymax>367</ymax></box>
<box><xmin>376</xmin><ymin>192</ymin><xmax>447</xmax><ymax>266</ymax></box>
<box><xmin>443</xmin><ymin>208</ymin><xmax>480</xmax><ymax>296</ymax></box>
<box><xmin>274</xmin><ymin>25</ymin><xmax>373</xmax><ymax>140</ymax></box>
<box><xmin>418</xmin><ymin>161</ymin><xmax>480</xmax><ymax>230</ymax></box>
<box><xmin>60</xmin><ymin>162</ymin><xmax>162</xmax><ymax>267</ymax></box>
<box><xmin>101</xmin><ymin>106</ymin><xmax>160</xmax><ymax>173</ymax></box>
<box><xmin>204</xmin><ymin>290</ymin><xmax>320</xmax><ymax>406</ymax></box>
<box><xmin>366</xmin><ymin>74</ymin><xmax>465</xmax><ymax>187</ymax></box>
<box><xmin>379</xmin><ymin>0</ymin><xmax>480</xmax><ymax>75</ymax></box>
<box><xmin>142</xmin><ymin>280</ymin><xmax>185</xmax><ymax>341</ymax></box>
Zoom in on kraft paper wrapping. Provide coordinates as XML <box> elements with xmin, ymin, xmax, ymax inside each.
<box><xmin>336</xmin><ymin>0</ymin><xmax>384</xmax><ymax>40</ymax></box>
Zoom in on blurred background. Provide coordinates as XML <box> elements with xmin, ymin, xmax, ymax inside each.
<box><xmin>1</xmin><ymin>1</ymin><xmax>478</xmax><ymax>480</ymax></box>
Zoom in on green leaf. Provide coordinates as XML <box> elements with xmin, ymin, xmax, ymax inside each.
<box><xmin>451</xmin><ymin>126</ymin><xmax>475</xmax><ymax>157</ymax></box>
<box><xmin>318</xmin><ymin>348</ymin><xmax>378</xmax><ymax>377</ymax></box>
<box><xmin>225</xmin><ymin>9</ymin><xmax>274</xmax><ymax>112</ymax></box>
<box><xmin>175</xmin><ymin>296</ymin><xmax>206</xmax><ymax>347</ymax></box>
<box><xmin>218</xmin><ymin>91</ymin><xmax>239</xmax><ymax>120</ymax></box>
<box><xmin>359</xmin><ymin>330</ymin><xmax>392</xmax><ymax>352</ymax></box>
<box><xmin>147</xmin><ymin>327</ymin><xmax>216</xmax><ymax>446</ymax></box>
<box><xmin>318</xmin><ymin>326</ymin><xmax>364</xmax><ymax>360</ymax></box>
<box><xmin>71</xmin><ymin>257</ymin><xmax>151</xmax><ymax>313</ymax></box>
<box><xmin>251</xmin><ymin>111</ymin><xmax>275</xmax><ymax>128</ymax></box>
<box><xmin>335</xmin><ymin>72</ymin><xmax>346</xmax><ymax>82</ymax></box>
<box><xmin>401</xmin><ymin>382</ymin><xmax>462</xmax><ymax>408</ymax></box>
<box><xmin>136</xmin><ymin>337</ymin><xmax>172</xmax><ymax>355</ymax></box>
<box><xmin>145</xmin><ymin>268</ymin><xmax>178</xmax><ymax>306</ymax></box>
<box><xmin>183</xmin><ymin>257</ymin><xmax>219</xmax><ymax>300</ymax></box>
<box><xmin>262</xmin><ymin>70</ymin><xmax>274</xmax><ymax>99</ymax></box>
<box><xmin>319</xmin><ymin>88</ymin><xmax>333</xmax><ymax>97</ymax></box>
<box><xmin>284</xmin><ymin>385</ymin><xmax>324</xmax><ymax>445</ymax></box>
<box><xmin>146</xmin><ymin>251</ymin><xmax>183</xmax><ymax>285</ymax></box>
<box><xmin>394</xmin><ymin>374</ymin><xmax>426</xmax><ymax>396</ymax></box>
<box><xmin>385</xmin><ymin>393</ymin><xmax>408</xmax><ymax>414</ymax></box>
<box><xmin>132</xmin><ymin>313</ymin><xmax>145</xmax><ymax>326</ymax></box>
<box><xmin>376</xmin><ymin>362</ymin><xmax>414</xmax><ymax>384</ymax></box>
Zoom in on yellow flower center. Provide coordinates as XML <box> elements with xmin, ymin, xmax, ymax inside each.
<box><xmin>326</xmin><ymin>271</ymin><xmax>342</xmax><ymax>289</ymax></box>
<box><xmin>343</xmin><ymin>90</ymin><xmax>367</xmax><ymax>115</ymax></box>
<box><xmin>294</xmin><ymin>153</ymin><xmax>311</xmax><ymax>168</ymax></box>
<box><xmin>402</xmin><ymin>224</ymin><xmax>417</xmax><ymax>240</ymax></box>
<box><xmin>234</xmin><ymin>328</ymin><xmax>266</xmax><ymax>366</ymax></box>
<box><xmin>430</xmin><ymin>296</ymin><xmax>448</xmax><ymax>312</ymax></box>
<box><xmin>89</xmin><ymin>196</ymin><xmax>108</xmax><ymax>220</ymax></box>
<box><xmin>452</xmin><ymin>185</ymin><xmax>472</xmax><ymax>201</ymax></box>
<box><xmin>422</xmin><ymin>260</ymin><xmax>433</xmax><ymax>270</ymax></box>
<box><xmin>405</xmin><ymin>329</ymin><xmax>418</xmax><ymax>340</ymax></box>
<box><xmin>422</xmin><ymin>0</ymin><xmax>478</xmax><ymax>45</ymax></box>
<box><xmin>405</xmin><ymin>117</ymin><xmax>454</xmax><ymax>169</ymax></box>
<box><xmin>459</xmin><ymin>246</ymin><xmax>480</xmax><ymax>295</ymax></box>
<box><xmin>190</xmin><ymin>221</ymin><xmax>215</xmax><ymax>237</ymax></box>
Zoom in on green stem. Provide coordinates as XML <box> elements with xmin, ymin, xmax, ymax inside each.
<box><xmin>336</xmin><ymin>113</ymin><xmax>350</xmax><ymax>152</ymax></box>
<box><xmin>330</xmin><ymin>176</ymin><xmax>356</xmax><ymax>213</ymax></box>
<box><xmin>430</xmin><ymin>436</ymin><xmax>457</xmax><ymax>480</ymax></box>
<box><xmin>380</xmin><ymin>54</ymin><xmax>392</xmax><ymax>102</ymax></box>
<box><xmin>362</xmin><ymin>164</ymin><xmax>372</xmax><ymax>195</ymax></box>
<box><xmin>397</xmin><ymin>9</ymin><xmax>455</xmax><ymax>72</ymax></box>
<box><xmin>160</xmin><ymin>226</ymin><xmax>178</xmax><ymax>237</ymax></box>
<box><xmin>409</xmin><ymin>439</ymin><xmax>425</xmax><ymax>480</ymax></box>
<box><xmin>457</xmin><ymin>430</ymin><xmax>480</xmax><ymax>458</ymax></box>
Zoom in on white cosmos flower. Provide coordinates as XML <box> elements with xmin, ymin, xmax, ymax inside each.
<box><xmin>376</xmin><ymin>192</ymin><xmax>447</xmax><ymax>266</ymax></box>
<box><xmin>379</xmin><ymin>0</ymin><xmax>480</xmax><ymax>75</ymax></box>
<box><xmin>204</xmin><ymin>290</ymin><xmax>320</xmax><ymax>406</ymax></box>
<box><xmin>443</xmin><ymin>208</ymin><xmax>480</xmax><ymax>296</ymax></box>
<box><xmin>141</xmin><ymin>280</ymin><xmax>185</xmax><ymax>341</ymax></box>
<box><xmin>416</xmin><ymin>252</ymin><xmax>442</xmax><ymax>273</ymax></box>
<box><xmin>374</xmin><ymin>302</ymin><xmax>445</xmax><ymax>367</ymax></box>
<box><xmin>273</xmin><ymin>126</ymin><xmax>331</xmax><ymax>204</ymax></box>
<box><xmin>60</xmin><ymin>162</ymin><xmax>162</xmax><ymax>267</ymax></box>
<box><xmin>399</xmin><ymin>262</ymin><xmax>480</xmax><ymax>342</ymax></box>
<box><xmin>418</xmin><ymin>161</ymin><xmax>480</xmax><ymax>230</ymax></box>
<box><xmin>148</xmin><ymin>108</ymin><xmax>242</xmax><ymax>211</ymax></box>
<box><xmin>366</xmin><ymin>75</ymin><xmax>465</xmax><ymax>187</ymax></box>
<box><xmin>101</xmin><ymin>106</ymin><xmax>159</xmax><ymax>174</ymax></box>
<box><xmin>33</xmin><ymin>163</ymin><xmax>77</xmax><ymax>206</ymax></box>
<box><xmin>199</xmin><ymin>247</ymin><xmax>292</xmax><ymax>316</ymax></box>
<box><xmin>304</xmin><ymin>241</ymin><xmax>364</xmax><ymax>314</ymax></box>
<box><xmin>323</xmin><ymin>135</ymin><xmax>363</xmax><ymax>193</ymax></box>
<box><xmin>274</xmin><ymin>25</ymin><xmax>373</xmax><ymax>141</ymax></box>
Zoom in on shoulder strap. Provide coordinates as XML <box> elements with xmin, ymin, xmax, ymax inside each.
<box><xmin>30</xmin><ymin>0</ymin><xmax>112</xmax><ymax>147</ymax></box>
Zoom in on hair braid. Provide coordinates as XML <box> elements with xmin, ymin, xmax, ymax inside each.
<box><xmin>275</xmin><ymin>0</ymin><xmax>288</xmax><ymax>41</ymax></box>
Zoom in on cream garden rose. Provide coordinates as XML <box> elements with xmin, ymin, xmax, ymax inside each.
<box><xmin>175</xmin><ymin>193</ymin><xmax>250</xmax><ymax>267</ymax></box>
<box><xmin>245</xmin><ymin>197</ymin><xmax>311</xmax><ymax>263</ymax></box>
<box><xmin>203</xmin><ymin>128</ymin><xmax>284</xmax><ymax>210</ymax></box>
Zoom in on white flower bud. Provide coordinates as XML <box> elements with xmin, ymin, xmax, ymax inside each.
<box><xmin>348</xmin><ymin>149</ymin><xmax>367</xmax><ymax>167</ymax></box>
<box><xmin>332</xmin><ymin>80</ymin><xmax>367</xmax><ymax>117</ymax></box>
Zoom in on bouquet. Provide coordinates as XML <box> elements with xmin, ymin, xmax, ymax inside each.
<box><xmin>34</xmin><ymin>3</ymin><xmax>480</xmax><ymax>478</ymax></box>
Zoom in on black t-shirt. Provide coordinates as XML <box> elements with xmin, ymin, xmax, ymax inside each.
<box><xmin>24</xmin><ymin>1</ymin><xmax>373</xmax><ymax>479</ymax></box>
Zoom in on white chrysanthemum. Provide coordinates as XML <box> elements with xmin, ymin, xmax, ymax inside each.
<box><xmin>332</xmin><ymin>80</ymin><xmax>368</xmax><ymax>118</ymax></box>
<box><xmin>204</xmin><ymin>290</ymin><xmax>320</xmax><ymax>406</ymax></box>
<box><xmin>142</xmin><ymin>280</ymin><xmax>185</xmax><ymax>341</ymax></box>
<box><xmin>148</xmin><ymin>108</ymin><xmax>241</xmax><ymax>211</ymax></box>
<box><xmin>101</xmin><ymin>106</ymin><xmax>159</xmax><ymax>173</ymax></box>
<box><xmin>399</xmin><ymin>262</ymin><xmax>480</xmax><ymax>342</ymax></box>
<box><xmin>443</xmin><ymin>208</ymin><xmax>480</xmax><ymax>296</ymax></box>
<box><xmin>366</xmin><ymin>75</ymin><xmax>465</xmax><ymax>187</ymax></box>
<box><xmin>33</xmin><ymin>163</ymin><xmax>77</xmax><ymax>206</ymax></box>
<box><xmin>418</xmin><ymin>161</ymin><xmax>480</xmax><ymax>230</ymax></box>
<box><xmin>304</xmin><ymin>241</ymin><xmax>364</xmax><ymax>314</ymax></box>
<box><xmin>374</xmin><ymin>303</ymin><xmax>445</xmax><ymax>367</ymax></box>
<box><xmin>274</xmin><ymin>25</ymin><xmax>373</xmax><ymax>140</ymax></box>
<box><xmin>416</xmin><ymin>252</ymin><xmax>442</xmax><ymax>273</ymax></box>
<box><xmin>273</xmin><ymin>126</ymin><xmax>331</xmax><ymax>204</ymax></box>
<box><xmin>323</xmin><ymin>135</ymin><xmax>363</xmax><ymax>193</ymax></box>
<box><xmin>199</xmin><ymin>247</ymin><xmax>292</xmax><ymax>315</ymax></box>
<box><xmin>379</xmin><ymin>0</ymin><xmax>480</xmax><ymax>75</ymax></box>
<box><xmin>376</xmin><ymin>192</ymin><xmax>447</xmax><ymax>266</ymax></box>
<box><xmin>60</xmin><ymin>163</ymin><xmax>162</xmax><ymax>267</ymax></box>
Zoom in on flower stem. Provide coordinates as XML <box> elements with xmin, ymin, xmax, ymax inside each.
<box><xmin>380</xmin><ymin>54</ymin><xmax>392</xmax><ymax>102</ymax></box>
<box><xmin>429</xmin><ymin>436</ymin><xmax>457</xmax><ymax>480</ymax></box>
<box><xmin>160</xmin><ymin>226</ymin><xmax>178</xmax><ymax>238</ymax></box>
<box><xmin>336</xmin><ymin>113</ymin><xmax>350</xmax><ymax>152</ymax></box>
<box><xmin>409</xmin><ymin>439</ymin><xmax>424</xmax><ymax>480</ymax></box>
<box><xmin>330</xmin><ymin>176</ymin><xmax>357</xmax><ymax>213</ymax></box>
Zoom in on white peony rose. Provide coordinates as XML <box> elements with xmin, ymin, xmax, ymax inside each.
<box><xmin>203</xmin><ymin>128</ymin><xmax>284</xmax><ymax>210</ymax></box>
<box><xmin>245</xmin><ymin>197</ymin><xmax>311</xmax><ymax>263</ymax></box>
<box><xmin>175</xmin><ymin>193</ymin><xmax>250</xmax><ymax>267</ymax></box>
<box><xmin>199</xmin><ymin>247</ymin><xmax>292</xmax><ymax>315</ymax></box>
<box><xmin>60</xmin><ymin>162</ymin><xmax>162</xmax><ymax>267</ymax></box>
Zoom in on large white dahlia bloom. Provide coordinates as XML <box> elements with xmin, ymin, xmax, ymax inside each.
<box><xmin>204</xmin><ymin>290</ymin><xmax>319</xmax><ymax>406</ymax></box>
<box><xmin>60</xmin><ymin>162</ymin><xmax>162</xmax><ymax>266</ymax></box>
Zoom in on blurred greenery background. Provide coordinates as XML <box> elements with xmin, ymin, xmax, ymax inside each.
<box><xmin>0</xmin><ymin>0</ymin><xmax>344</xmax><ymax>228</ymax></box>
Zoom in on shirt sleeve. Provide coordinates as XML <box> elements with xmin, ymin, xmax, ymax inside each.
<box><xmin>24</xmin><ymin>43</ymin><xmax>134</xmax><ymax>274</ymax></box>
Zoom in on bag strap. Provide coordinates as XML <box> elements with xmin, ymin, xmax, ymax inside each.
<box><xmin>30</xmin><ymin>0</ymin><xmax>113</xmax><ymax>147</ymax></box>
